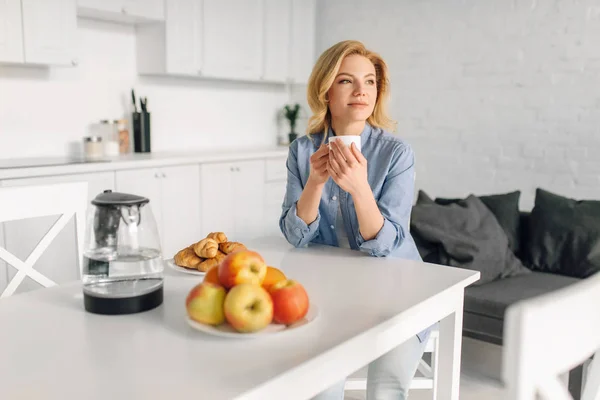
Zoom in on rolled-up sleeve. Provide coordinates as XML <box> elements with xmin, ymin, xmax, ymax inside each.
<box><xmin>279</xmin><ymin>143</ymin><xmax>320</xmax><ymax>247</ymax></box>
<box><xmin>355</xmin><ymin>144</ymin><xmax>416</xmax><ymax>257</ymax></box>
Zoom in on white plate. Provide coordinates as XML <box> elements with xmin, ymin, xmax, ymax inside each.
<box><xmin>165</xmin><ymin>258</ymin><xmax>206</xmax><ymax>276</ymax></box>
<box><xmin>186</xmin><ymin>303</ymin><xmax>319</xmax><ymax>338</ymax></box>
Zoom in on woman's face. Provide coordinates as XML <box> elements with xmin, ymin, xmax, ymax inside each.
<box><xmin>327</xmin><ymin>54</ymin><xmax>377</xmax><ymax>125</ymax></box>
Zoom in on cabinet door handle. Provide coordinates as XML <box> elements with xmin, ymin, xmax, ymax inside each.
<box><xmin>162</xmin><ymin>172</ymin><xmax>166</xmax><ymax>178</ymax></box>
<box><xmin>236</xmin><ymin>167</ymin><xmax>241</xmax><ymax>172</ymax></box>
<box><xmin>155</xmin><ymin>172</ymin><xmax>160</xmax><ymax>178</ymax></box>
<box><xmin>230</xmin><ymin>167</ymin><xmax>234</xmax><ymax>172</ymax></box>
<box><xmin>121</xmin><ymin>7</ymin><xmax>128</xmax><ymax>14</ymax></box>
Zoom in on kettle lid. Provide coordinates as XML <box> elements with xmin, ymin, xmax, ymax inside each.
<box><xmin>92</xmin><ymin>190</ymin><xmax>149</xmax><ymax>207</ymax></box>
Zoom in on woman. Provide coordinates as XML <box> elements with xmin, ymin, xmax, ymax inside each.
<box><xmin>279</xmin><ymin>40</ymin><xmax>432</xmax><ymax>400</ymax></box>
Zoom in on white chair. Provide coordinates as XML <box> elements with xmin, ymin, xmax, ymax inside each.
<box><xmin>344</xmin><ymin>327</ymin><xmax>440</xmax><ymax>398</ymax></box>
<box><xmin>0</xmin><ymin>182</ymin><xmax>88</xmax><ymax>298</ymax></box>
<box><xmin>503</xmin><ymin>272</ymin><xmax>600</xmax><ymax>400</ymax></box>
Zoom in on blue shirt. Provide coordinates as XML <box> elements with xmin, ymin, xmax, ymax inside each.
<box><xmin>279</xmin><ymin>123</ymin><xmax>432</xmax><ymax>342</ymax></box>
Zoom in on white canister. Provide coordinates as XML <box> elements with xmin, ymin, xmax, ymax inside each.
<box><xmin>84</xmin><ymin>136</ymin><xmax>104</xmax><ymax>159</ymax></box>
<box><xmin>96</xmin><ymin>120</ymin><xmax>119</xmax><ymax>157</ymax></box>
<box><xmin>104</xmin><ymin>140</ymin><xmax>119</xmax><ymax>157</ymax></box>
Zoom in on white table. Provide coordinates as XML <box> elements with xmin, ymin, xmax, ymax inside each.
<box><xmin>0</xmin><ymin>237</ymin><xmax>479</xmax><ymax>400</ymax></box>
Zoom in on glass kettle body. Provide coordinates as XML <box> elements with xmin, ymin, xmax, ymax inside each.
<box><xmin>82</xmin><ymin>190</ymin><xmax>164</xmax><ymax>314</ymax></box>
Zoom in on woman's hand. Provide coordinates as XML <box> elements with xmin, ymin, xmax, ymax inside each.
<box><xmin>307</xmin><ymin>142</ymin><xmax>330</xmax><ymax>186</ymax></box>
<box><xmin>328</xmin><ymin>140</ymin><xmax>369</xmax><ymax>196</ymax></box>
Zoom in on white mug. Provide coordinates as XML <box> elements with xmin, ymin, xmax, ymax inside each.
<box><xmin>328</xmin><ymin>135</ymin><xmax>361</xmax><ymax>152</ymax></box>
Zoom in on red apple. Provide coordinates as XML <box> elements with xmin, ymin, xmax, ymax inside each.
<box><xmin>185</xmin><ymin>282</ymin><xmax>226</xmax><ymax>325</ymax></box>
<box><xmin>218</xmin><ymin>250</ymin><xmax>267</xmax><ymax>289</ymax></box>
<box><xmin>269</xmin><ymin>279</ymin><xmax>309</xmax><ymax>325</ymax></box>
<box><xmin>224</xmin><ymin>283</ymin><xmax>273</xmax><ymax>333</ymax></box>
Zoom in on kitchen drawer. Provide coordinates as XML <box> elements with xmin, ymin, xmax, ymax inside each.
<box><xmin>265</xmin><ymin>157</ymin><xmax>287</xmax><ymax>182</ymax></box>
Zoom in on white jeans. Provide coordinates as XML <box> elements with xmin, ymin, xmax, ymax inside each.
<box><xmin>311</xmin><ymin>334</ymin><xmax>427</xmax><ymax>400</ymax></box>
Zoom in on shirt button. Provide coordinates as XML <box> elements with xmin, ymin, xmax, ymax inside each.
<box><xmin>330</xmin><ymin>225</ymin><xmax>335</xmax><ymax>229</ymax></box>
<box><xmin>332</xmin><ymin>196</ymin><xmax>337</xmax><ymax>201</ymax></box>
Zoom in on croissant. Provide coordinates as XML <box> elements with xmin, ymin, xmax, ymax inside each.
<box><xmin>219</xmin><ymin>241</ymin><xmax>247</xmax><ymax>254</ymax></box>
<box><xmin>197</xmin><ymin>257</ymin><xmax>220</xmax><ymax>272</ymax></box>
<box><xmin>174</xmin><ymin>247</ymin><xmax>203</xmax><ymax>269</ymax></box>
<box><xmin>214</xmin><ymin>250</ymin><xmax>227</xmax><ymax>262</ymax></box>
<box><xmin>193</xmin><ymin>238</ymin><xmax>218</xmax><ymax>258</ymax></box>
<box><xmin>206</xmin><ymin>232</ymin><xmax>228</xmax><ymax>244</ymax></box>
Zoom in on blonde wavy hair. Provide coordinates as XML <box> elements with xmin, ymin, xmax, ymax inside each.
<box><xmin>306</xmin><ymin>40</ymin><xmax>395</xmax><ymax>136</ymax></box>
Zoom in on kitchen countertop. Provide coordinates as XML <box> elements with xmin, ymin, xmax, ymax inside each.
<box><xmin>0</xmin><ymin>147</ymin><xmax>290</xmax><ymax>180</ymax></box>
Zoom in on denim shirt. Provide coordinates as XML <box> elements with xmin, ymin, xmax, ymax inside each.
<box><xmin>279</xmin><ymin>123</ymin><xmax>432</xmax><ymax>342</ymax></box>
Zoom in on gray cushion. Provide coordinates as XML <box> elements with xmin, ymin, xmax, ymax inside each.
<box><xmin>411</xmin><ymin>194</ymin><xmax>531</xmax><ymax>285</ymax></box>
<box><xmin>435</xmin><ymin>190</ymin><xmax>522</xmax><ymax>254</ymax></box>
<box><xmin>527</xmin><ymin>188</ymin><xmax>600</xmax><ymax>278</ymax></box>
<box><xmin>465</xmin><ymin>271</ymin><xmax>580</xmax><ymax>320</ymax></box>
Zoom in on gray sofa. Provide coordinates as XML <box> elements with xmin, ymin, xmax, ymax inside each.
<box><xmin>411</xmin><ymin>189</ymin><xmax>600</xmax><ymax>399</ymax></box>
<box><xmin>463</xmin><ymin>212</ymin><xmax>580</xmax><ymax>345</ymax></box>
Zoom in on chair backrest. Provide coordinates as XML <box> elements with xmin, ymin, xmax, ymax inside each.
<box><xmin>503</xmin><ymin>272</ymin><xmax>600</xmax><ymax>400</ymax></box>
<box><xmin>0</xmin><ymin>182</ymin><xmax>88</xmax><ymax>298</ymax></box>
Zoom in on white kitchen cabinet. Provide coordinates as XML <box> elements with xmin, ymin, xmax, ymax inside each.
<box><xmin>200</xmin><ymin>160</ymin><xmax>265</xmax><ymax>242</ymax></box>
<box><xmin>263</xmin><ymin>0</ymin><xmax>291</xmax><ymax>83</ymax></box>
<box><xmin>77</xmin><ymin>0</ymin><xmax>165</xmax><ymax>23</ymax></box>
<box><xmin>137</xmin><ymin>0</ymin><xmax>202</xmax><ymax>76</ymax></box>
<box><xmin>199</xmin><ymin>162</ymin><xmax>235</xmax><ymax>237</ymax></box>
<box><xmin>136</xmin><ymin>0</ymin><xmax>315</xmax><ymax>84</ymax></box>
<box><xmin>290</xmin><ymin>0</ymin><xmax>316</xmax><ymax>84</ymax></box>
<box><xmin>0</xmin><ymin>172</ymin><xmax>115</xmax><ymax>295</ymax></box>
<box><xmin>139</xmin><ymin>0</ymin><xmax>266</xmax><ymax>81</ymax></box>
<box><xmin>0</xmin><ymin>0</ymin><xmax>77</xmax><ymax>66</ymax></box>
<box><xmin>264</xmin><ymin>156</ymin><xmax>287</xmax><ymax>237</ymax></box>
<box><xmin>201</xmin><ymin>0</ymin><xmax>263</xmax><ymax>80</ymax></box>
<box><xmin>0</xmin><ymin>0</ymin><xmax>24</xmax><ymax>63</ymax></box>
<box><xmin>21</xmin><ymin>0</ymin><xmax>77</xmax><ymax>66</ymax></box>
<box><xmin>233</xmin><ymin>160</ymin><xmax>266</xmax><ymax>240</ymax></box>
<box><xmin>264</xmin><ymin>181</ymin><xmax>285</xmax><ymax>237</ymax></box>
<box><xmin>159</xmin><ymin>165</ymin><xmax>202</xmax><ymax>258</ymax></box>
<box><xmin>115</xmin><ymin>164</ymin><xmax>201</xmax><ymax>259</ymax></box>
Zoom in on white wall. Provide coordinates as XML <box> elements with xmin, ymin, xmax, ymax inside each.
<box><xmin>0</xmin><ymin>18</ymin><xmax>289</xmax><ymax>159</ymax></box>
<box><xmin>313</xmin><ymin>0</ymin><xmax>600</xmax><ymax>210</ymax></box>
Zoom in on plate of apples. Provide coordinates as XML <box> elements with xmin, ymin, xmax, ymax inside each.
<box><xmin>185</xmin><ymin>249</ymin><xmax>318</xmax><ymax>338</ymax></box>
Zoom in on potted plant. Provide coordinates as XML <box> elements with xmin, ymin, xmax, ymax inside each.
<box><xmin>283</xmin><ymin>103</ymin><xmax>301</xmax><ymax>144</ymax></box>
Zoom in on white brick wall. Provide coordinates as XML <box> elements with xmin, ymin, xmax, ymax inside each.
<box><xmin>310</xmin><ymin>0</ymin><xmax>600</xmax><ymax>210</ymax></box>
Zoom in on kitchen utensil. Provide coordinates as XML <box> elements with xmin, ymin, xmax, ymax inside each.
<box><xmin>81</xmin><ymin>190</ymin><xmax>164</xmax><ymax>315</ymax></box>
<box><xmin>131</xmin><ymin>89</ymin><xmax>138</xmax><ymax>113</ymax></box>
<box><xmin>133</xmin><ymin>95</ymin><xmax>151</xmax><ymax>153</ymax></box>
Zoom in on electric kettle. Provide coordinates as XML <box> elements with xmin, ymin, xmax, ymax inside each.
<box><xmin>81</xmin><ymin>190</ymin><xmax>164</xmax><ymax>315</ymax></box>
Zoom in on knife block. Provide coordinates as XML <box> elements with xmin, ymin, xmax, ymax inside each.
<box><xmin>132</xmin><ymin>111</ymin><xmax>151</xmax><ymax>153</ymax></box>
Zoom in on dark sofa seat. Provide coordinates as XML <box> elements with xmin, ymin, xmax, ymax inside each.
<box><xmin>463</xmin><ymin>271</ymin><xmax>580</xmax><ymax>344</ymax></box>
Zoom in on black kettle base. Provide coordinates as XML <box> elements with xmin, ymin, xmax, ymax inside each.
<box><xmin>84</xmin><ymin>285</ymin><xmax>163</xmax><ymax>315</ymax></box>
